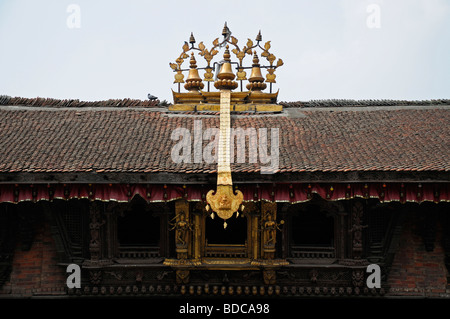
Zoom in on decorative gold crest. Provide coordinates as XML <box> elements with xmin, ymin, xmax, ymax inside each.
<box><xmin>169</xmin><ymin>23</ymin><xmax>283</xmax><ymax>101</ymax></box>
<box><xmin>206</xmin><ymin>185</ymin><xmax>243</xmax><ymax>222</ymax></box>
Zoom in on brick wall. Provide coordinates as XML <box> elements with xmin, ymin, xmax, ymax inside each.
<box><xmin>387</xmin><ymin>210</ymin><xmax>449</xmax><ymax>297</ymax></box>
<box><xmin>0</xmin><ymin>218</ymin><xmax>67</xmax><ymax>297</ymax></box>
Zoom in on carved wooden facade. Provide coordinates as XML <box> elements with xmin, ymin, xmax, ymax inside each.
<box><xmin>1</xmin><ymin>187</ymin><xmax>448</xmax><ymax>297</ymax></box>
<box><xmin>4</xmin><ymin>192</ymin><xmax>447</xmax><ymax>297</ymax></box>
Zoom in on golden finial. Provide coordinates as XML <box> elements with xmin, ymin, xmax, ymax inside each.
<box><xmin>256</xmin><ymin>30</ymin><xmax>262</xmax><ymax>42</ymax></box>
<box><xmin>222</xmin><ymin>22</ymin><xmax>230</xmax><ymax>37</ymax></box>
<box><xmin>223</xmin><ymin>45</ymin><xmax>231</xmax><ymax>62</ymax></box>
<box><xmin>252</xmin><ymin>52</ymin><xmax>260</xmax><ymax>66</ymax></box>
<box><xmin>184</xmin><ymin>52</ymin><xmax>204</xmax><ymax>92</ymax></box>
<box><xmin>189</xmin><ymin>32</ymin><xmax>196</xmax><ymax>45</ymax></box>
<box><xmin>189</xmin><ymin>52</ymin><xmax>198</xmax><ymax>69</ymax></box>
<box><xmin>169</xmin><ymin>23</ymin><xmax>284</xmax><ymax>105</ymax></box>
<box><xmin>214</xmin><ymin>45</ymin><xmax>238</xmax><ymax>90</ymax></box>
<box><xmin>247</xmin><ymin>52</ymin><xmax>266</xmax><ymax>91</ymax></box>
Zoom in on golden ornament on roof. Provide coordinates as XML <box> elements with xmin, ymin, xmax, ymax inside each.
<box><xmin>168</xmin><ymin>23</ymin><xmax>284</xmax><ymax>111</ymax></box>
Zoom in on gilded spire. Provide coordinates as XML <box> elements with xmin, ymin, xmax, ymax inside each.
<box><xmin>214</xmin><ymin>45</ymin><xmax>238</xmax><ymax>90</ymax></box>
<box><xmin>222</xmin><ymin>22</ymin><xmax>230</xmax><ymax>37</ymax></box>
<box><xmin>256</xmin><ymin>30</ymin><xmax>262</xmax><ymax>42</ymax></box>
<box><xmin>184</xmin><ymin>52</ymin><xmax>204</xmax><ymax>92</ymax></box>
<box><xmin>189</xmin><ymin>32</ymin><xmax>196</xmax><ymax>45</ymax></box>
<box><xmin>247</xmin><ymin>52</ymin><xmax>266</xmax><ymax>91</ymax></box>
<box><xmin>169</xmin><ymin>23</ymin><xmax>284</xmax><ymax>110</ymax></box>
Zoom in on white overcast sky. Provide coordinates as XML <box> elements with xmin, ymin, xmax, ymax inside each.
<box><xmin>0</xmin><ymin>0</ymin><xmax>449</xmax><ymax>102</ymax></box>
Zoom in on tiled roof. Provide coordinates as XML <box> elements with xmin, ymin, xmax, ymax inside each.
<box><xmin>0</xmin><ymin>98</ymin><xmax>449</xmax><ymax>177</ymax></box>
<box><xmin>279</xmin><ymin>99</ymin><xmax>450</xmax><ymax>108</ymax></box>
<box><xmin>0</xmin><ymin>95</ymin><xmax>164</xmax><ymax>108</ymax></box>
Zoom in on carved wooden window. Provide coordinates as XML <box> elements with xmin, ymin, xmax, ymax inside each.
<box><xmin>54</xmin><ymin>199</ymin><xmax>88</xmax><ymax>260</ymax></box>
<box><xmin>368</xmin><ymin>206</ymin><xmax>390</xmax><ymax>245</ymax></box>
<box><xmin>62</xmin><ymin>204</ymin><xmax>82</xmax><ymax>251</ymax></box>
<box><xmin>204</xmin><ymin>214</ymin><xmax>248</xmax><ymax>258</ymax></box>
<box><xmin>288</xmin><ymin>201</ymin><xmax>336</xmax><ymax>261</ymax></box>
<box><xmin>365</xmin><ymin>201</ymin><xmax>397</xmax><ymax>260</ymax></box>
<box><xmin>117</xmin><ymin>197</ymin><xmax>161</xmax><ymax>259</ymax></box>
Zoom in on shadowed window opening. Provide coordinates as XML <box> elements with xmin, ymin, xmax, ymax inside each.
<box><xmin>292</xmin><ymin>207</ymin><xmax>334</xmax><ymax>247</ymax></box>
<box><xmin>290</xmin><ymin>203</ymin><xmax>335</xmax><ymax>260</ymax></box>
<box><xmin>205</xmin><ymin>214</ymin><xmax>247</xmax><ymax>245</ymax></box>
<box><xmin>118</xmin><ymin>198</ymin><xmax>160</xmax><ymax>258</ymax></box>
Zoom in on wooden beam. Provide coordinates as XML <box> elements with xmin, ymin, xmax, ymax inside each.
<box><xmin>0</xmin><ymin>171</ymin><xmax>448</xmax><ymax>184</ymax></box>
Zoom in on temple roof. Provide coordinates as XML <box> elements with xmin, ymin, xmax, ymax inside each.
<box><xmin>0</xmin><ymin>96</ymin><xmax>449</xmax><ymax>183</ymax></box>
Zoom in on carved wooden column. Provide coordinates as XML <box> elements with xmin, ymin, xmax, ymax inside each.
<box><xmin>166</xmin><ymin>200</ymin><xmax>193</xmax><ymax>285</ymax></box>
<box><xmin>279</xmin><ymin>204</ymin><xmax>289</xmax><ymax>259</ymax></box>
<box><xmin>88</xmin><ymin>201</ymin><xmax>105</xmax><ymax>263</ymax></box>
<box><xmin>104</xmin><ymin>202</ymin><xmax>118</xmax><ymax>260</ymax></box>
<box><xmin>192</xmin><ymin>208</ymin><xmax>202</xmax><ymax>260</ymax></box>
<box><xmin>261</xmin><ymin>201</ymin><xmax>277</xmax><ymax>259</ymax></box>
<box><xmin>335</xmin><ymin>204</ymin><xmax>347</xmax><ymax>260</ymax></box>
<box><xmin>240</xmin><ymin>201</ymin><xmax>259</xmax><ymax>260</ymax></box>
<box><xmin>250</xmin><ymin>209</ymin><xmax>260</xmax><ymax>260</ymax></box>
<box><xmin>173</xmin><ymin>200</ymin><xmax>191</xmax><ymax>260</ymax></box>
<box><xmin>159</xmin><ymin>205</ymin><xmax>170</xmax><ymax>258</ymax></box>
<box><xmin>349</xmin><ymin>201</ymin><xmax>367</xmax><ymax>259</ymax></box>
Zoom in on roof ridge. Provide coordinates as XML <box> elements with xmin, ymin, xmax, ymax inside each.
<box><xmin>0</xmin><ymin>95</ymin><xmax>170</xmax><ymax>108</ymax></box>
<box><xmin>1</xmin><ymin>95</ymin><xmax>449</xmax><ymax>109</ymax></box>
<box><xmin>279</xmin><ymin>99</ymin><xmax>450</xmax><ymax>108</ymax></box>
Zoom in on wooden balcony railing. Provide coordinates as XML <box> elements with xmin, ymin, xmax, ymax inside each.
<box><xmin>290</xmin><ymin>245</ymin><xmax>335</xmax><ymax>259</ymax></box>
<box><xmin>204</xmin><ymin>240</ymin><xmax>248</xmax><ymax>258</ymax></box>
<box><xmin>118</xmin><ymin>246</ymin><xmax>160</xmax><ymax>259</ymax></box>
